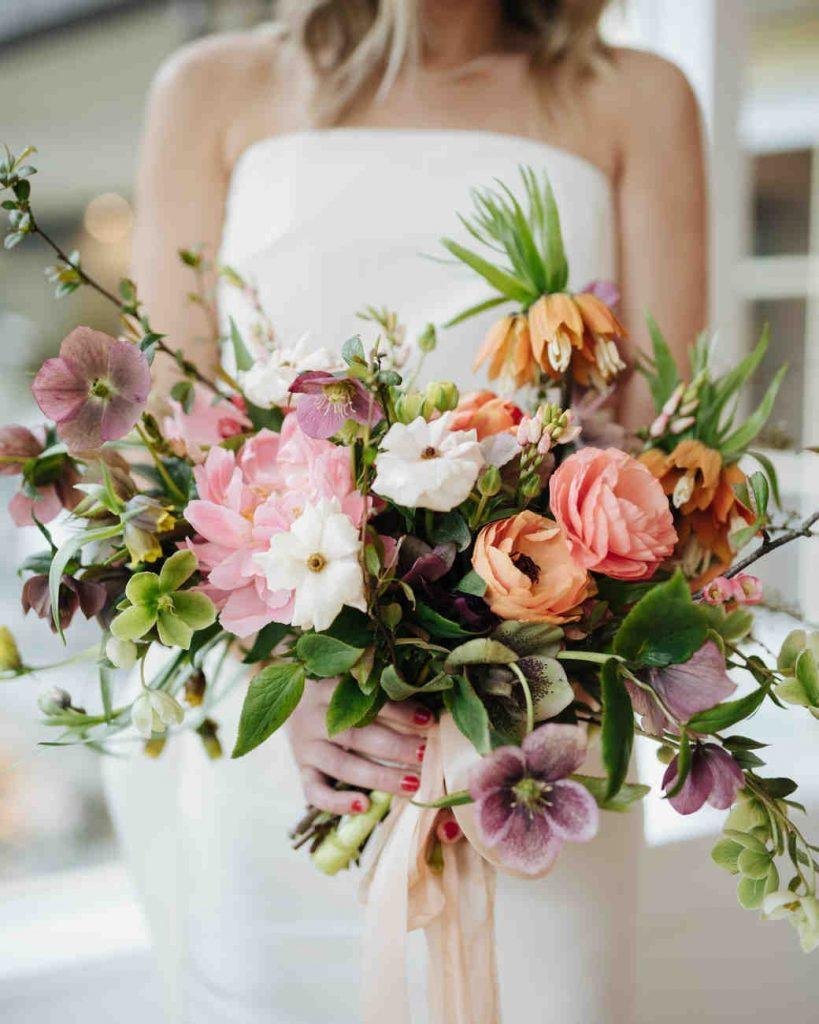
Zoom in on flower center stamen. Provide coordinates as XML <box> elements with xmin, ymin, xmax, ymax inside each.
<box><xmin>323</xmin><ymin>381</ymin><xmax>355</xmax><ymax>407</ymax></box>
<box><xmin>306</xmin><ymin>552</ymin><xmax>327</xmax><ymax>573</ymax></box>
<box><xmin>420</xmin><ymin>446</ymin><xmax>438</xmax><ymax>460</ymax></box>
<box><xmin>511</xmin><ymin>552</ymin><xmax>540</xmax><ymax>583</ymax></box>
<box><xmin>89</xmin><ymin>377</ymin><xmax>113</xmax><ymax>400</ymax></box>
<box><xmin>512</xmin><ymin>776</ymin><xmax>551</xmax><ymax>812</ymax></box>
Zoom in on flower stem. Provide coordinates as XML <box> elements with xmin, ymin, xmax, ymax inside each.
<box><xmin>557</xmin><ymin>651</ymin><xmax>624</xmax><ymax>665</ymax></box>
<box><xmin>509</xmin><ymin>661</ymin><xmax>535</xmax><ymax>735</ymax></box>
<box><xmin>135</xmin><ymin>421</ymin><xmax>187</xmax><ymax>505</ymax></box>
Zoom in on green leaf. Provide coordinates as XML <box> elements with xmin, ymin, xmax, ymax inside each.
<box><xmin>686</xmin><ymin>686</ymin><xmax>766</xmax><ymax>733</ymax></box>
<box><xmin>341</xmin><ymin>335</ymin><xmax>365</xmax><ymax>365</ymax></box>
<box><xmin>709</xmin><ymin>326</ymin><xmax>769</xmax><ymax>423</ymax></box>
<box><xmin>796</xmin><ymin>649</ymin><xmax>819</xmax><ymax>706</ymax></box>
<box><xmin>159</xmin><ymin>550</ymin><xmax>197</xmax><ymax>592</ymax></box>
<box><xmin>572</xmin><ymin>774</ymin><xmax>650</xmax><ymax>812</ymax></box>
<box><xmin>48</xmin><ymin>522</ymin><xmax>123</xmax><ymax>639</ymax></box>
<box><xmin>720</xmin><ymin>363</ymin><xmax>788</xmax><ymax>457</ymax></box>
<box><xmin>414</xmin><ymin>602</ymin><xmax>475</xmax><ymax>639</ymax></box>
<box><xmin>412</xmin><ymin>790</ymin><xmax>473</xmax><ymax>809</ymax></box>
<box><xmin>440</xmin><ymin>238</ymin><xmax>532</xmax><ymax>304</ymax></box>
<box><xmin>172</xmin><ymin>591</ymin><xmax>216</xmax><ymax>630</ymax></box>
<box><xmin>746</xmin><ymin>449</ymin><xmax>782</xmax><ymax>509</ymax></box>
<box><xmin>326</xmin><ymin>607</ymin><xmax>374</xmax><ymax>648</ymax></box>
<box><xmin>429</xmin><ymin>511</ymin><xmax>472</xmax><ymax>551</ymax></box>
<box><xmin>232</xmin><ymin>663</ymin><xmax>305</xmax><ymax>757</ymax></box>
<box><xmin>110</xmin><ymin>603</ymin><xmax>155</xmax><ymax>641</ymax></box>
<box><xmin>326</xmin><ymin>675</ymin><xmax>381</xmax><ymax>736</ymax></box>
<box><xmin>600</xmin><ymin>659</ymin><xmax>634</xmax><ymax>801</ymax></box>
<box><xmin>643</xmin><ymin>313</ymin><xmax>680</xmax><ymax>409</ymax></box>
<box><xmin>737</xmin><ymin>873</ymin><xmax>769</xmax><ymax>910</ymax></box>
<box><xmin>444</xmin><ymin>638</ymin><xmax>518</xmax><ymax>669</ymax></box>
<box><xmin>613</xmin><ymin>570</ymin><xmax>708</xmax><ymax>668</ymax></box>
<box><xmin>296</xmin><ymin>634</ymin><xmax>365</xmax><ymax>677</ymax></box>
<box><xmin>170</xmin><ymin>380</ymin><xmax>195</xmax><ymax>414</ymax></box>
<box><xmin>229</xmin><ymin>316</ymin><xmax>254</xmax><ymax>372</ymax></box>
<box><xmin>443</xmin><ymin>295</ymin><xmax>508</xmax><ymax>329</ymax></box>
<box><xmin>380</xmin><ymin>664</ymin><xmax>453</xmax><ymax>701</ymax></box>
<box><xmin>757</xmin><ymin>776</ymin><xmax>798</xmax><ymax>799</ymax></box>
<box><xmin>443</xmin><ymin>673</ymin><xmax>491</xmax><ymax>755</ymax></box>
<box><xmin>455</xmin><ymin>570</ymin><xmax>487</xmax><ymax>597</ymax></box>
<box><xmin>243</xmin><ymin>622</ymin><xmax>292</xmax><ymax>663</ymax></box>
<box><xmin>537</xmin><ymin>171</ymin><xmax>569</xmax><ymax>293</ymax></box>
<box><xmin>711</xmin><ymin>838</ymin><xmax>743</xmax><ymax>874</ymax></box>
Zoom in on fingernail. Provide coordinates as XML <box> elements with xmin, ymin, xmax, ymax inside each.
<box><xmin>442</xmin><ymin>820</ymin><xmax>461</xmax><ymax>843</ymax></box>
<box><xmin>416</xmin><ymin>743</ymin><xmax>426</xmax><ymax>763</ymax></box>
<box><xmin>400</xmin><ymin>774</ymin><xmax>420</xmax><ymax>794</ymax></box>
<box><xmin>413</xmin><ymin>708</ymin><xmax>432</xmax><ymax>726</ymax></box>
<box><xmin>350</xmin><ymin>797</ymin><xmax>368</xmax><ymax>814</ymax></box>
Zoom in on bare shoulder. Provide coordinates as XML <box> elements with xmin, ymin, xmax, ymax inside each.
<box><xmin>151</xmin><ymin>29</ymin><xmax>279</xmax><ymax>102</ymax></box>
<box><xmin>597</xmin><ymin>47</ymin><xmax>702</xmax><ymax>147</ymax></box>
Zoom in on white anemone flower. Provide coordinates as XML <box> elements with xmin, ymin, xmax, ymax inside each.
<box><xmin>254</xmin><ymin>498</ymin><xmax>366</xmax><ymax>631</ymax></box>
<box><xmin>239</xmin><ymin>335</ymin><xmax>340</xmax><ymax>409</ymax></box>
<box><xmin>131</xmin><ymin>688</ymin><xmax>185</xmax><ymax>738</ymax></box>
<box><xmin>372</xmin><ymin>413</ymin><xmax>485</xmax><ymax>512</ymax></box>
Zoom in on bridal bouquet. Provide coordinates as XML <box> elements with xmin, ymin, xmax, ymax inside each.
<box><xmin>2</xmin><ymin>145</ymin><xmax>818</xmax><ymax>953</ymax></box>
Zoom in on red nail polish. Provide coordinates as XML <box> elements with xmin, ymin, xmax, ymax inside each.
<box><xmin>350</xmin><ymin>798</ymin><xmax>367</xmax><ymax>814</ymax></box>
<box><xmin>413</xmin><ymin>708</ymin><xmax>432</xmax><ymax>726</ymax></box>
<box><xmin>400</xmin><ymin>775</ymin><xmax>420</xmax><ymax>794</ymax></box>
<box><xmin>443</xmin><ymin>820</ymin><xmax>461</xmax><ymax>842</ymax></box>
<box><xmin>416</xmin><ymin>743</ymin><xmax>426</xmax><ymax>763</ymax></box>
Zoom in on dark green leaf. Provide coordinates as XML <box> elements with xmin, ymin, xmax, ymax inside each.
<box><xmin>686</xmin><ymin>686</ymin><xmax>766</xmax><ymax>733</ymax></box>
<box><xmin>456</xmin><ymin>570</ymin><xmax>487</xmax><ymax>597</ymax></box>
<box><xmin>414</xmin><ymin>602</ymin><xmax>476</xmax><ymax>639</ymax></box>
<box><xmin>757</xmin><ymin>776</ymin><xmax>798</xmax><ymax>799</ymax></box>
<box><xmin>412</xmin><ymin>790</ymin><xmax>473</xmax><ymax>809</ymax></box>
<box><xmin>326</xmin><ymin>675</ymin><xmax>381</xmax><ymax>736</ymax></box>
<box><xmin>444</xmin><ymin>638</ymin><xmax>518</xmax><ymax>669</ymax></box>
<box><xmin>296</xmin><ymin>634</ymin><xmax>365</xmax><ymax>677</ymax></box>
<box><xmin>613</xmin><ymin>570</ymin><xmax>708</xmax><ymax>668</ymax></box>
<box><xmin>229</xmin><ymin>316</ymin><xmax>254</xmax><ymax>372</ymax></box>
<box><xmin>600</xmin><ymin>658</ymin><xmax>634</xmax><ymax>800</ymax></box>
<box><xmin>380</xmin><ymin>664</ymin><xmax>453</xmax><ymax>701</ymax></box>
<box><xmin>326</xmin><ymin>606</ymin><xmax>374</xmax><ymax>648</ymax></box>
<box><xmin>242</xmin><ymin>622</ymin><xmax>291</xmax><ymax>663</ymax></box>
<box><xmin>443</xmin><ymin>673</ymin><xmax>491</xmax><ymax>754</ymax></box>
<box><xmin>429</xmin><ymin>511</ymin><xmax>472</xmax><ymax>551</ymax></box>
<box><xmin>232</xmin><ymin>663</ymin><xmax>305</xmax><ymax>758</ymax></box>
<box><xmin>572</xmin><ymin>774</ymin><xmax>650</xmax><ymax>812</ymax></box>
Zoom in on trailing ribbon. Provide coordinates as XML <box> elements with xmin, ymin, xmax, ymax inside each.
<box><xmin>358</xmin><ymin>716</ymin><xmax>561</xmax><ymax>1023</ymax></box>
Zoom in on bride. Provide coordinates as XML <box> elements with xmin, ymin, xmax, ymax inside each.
<box><xmin>103</xmin><ymin>2</ymin><xmax>706</xmax><ymax>1021</ymax></box>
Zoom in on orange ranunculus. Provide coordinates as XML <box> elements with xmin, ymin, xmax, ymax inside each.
<box><xmin>473</xmin><ymin>314</ymin><xmax>539</xmax><ymax>390</ymax></box>
<box><xmin>527</xmin><ymin>293</ymin><xmax>584</xmax><ymax>379</ymax></box>
<box><xmin>572</xmin><ymin>292</ymin><xmax>628</xmax><ymax>388</ymax></box>
<box><xmin>639</xmin><ymin>442</ymin><xmax>756</xmax><ymax>587</ymax></box>
<box><xmin>472</xmin><ymin>511</ymin><xmax>595</xmax><ymax>623</ymax></box>
<box><xmin>450</xmin><ymin>391</ymin><xmax>523</xmax><ymax>440</ymax></box>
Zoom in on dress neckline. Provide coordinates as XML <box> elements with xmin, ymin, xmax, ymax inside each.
<box><xmin>228</xmin><ymin>126</ymin><xmax>612</xmax><ymax>195</ymax></box>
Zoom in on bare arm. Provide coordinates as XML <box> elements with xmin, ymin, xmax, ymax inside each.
<box><xmin>132</xmin><ymin>40</ymin><xmax>236</xmax><ymax>398</ymax></box>
<box><xmin>611</xmin><ymin>52</ymin><xmax>707</xmax><ymax>429</ymax></box>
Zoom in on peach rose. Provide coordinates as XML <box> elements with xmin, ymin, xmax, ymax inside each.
<box><xmin>472</xmin><ymin>511</ymin><xmax>594</xmax><ymax>623</ymax></box>
<box><xmin>450</xmin><ymin>391</ymin><xmax>523</xmax><ymax>440</ymax></box>
<box><xmin>549</xmin><ymin>447</ymin><xmax>677</xmax><ymax>581</ymax></box>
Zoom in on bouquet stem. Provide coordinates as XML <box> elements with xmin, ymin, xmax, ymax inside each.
<box><xmin>311</xmin><ymin>791</ymin><xmax>392</xmax><ymax>876</ymax></box>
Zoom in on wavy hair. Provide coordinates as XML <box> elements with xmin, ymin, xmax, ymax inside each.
<box><xmin>276</xmin><ymin>1</ymin><xmax>610</xmax><ymax>121</ymax></box>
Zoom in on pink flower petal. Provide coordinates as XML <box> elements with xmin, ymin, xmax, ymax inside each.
<box><xmin>8</xmin><ymin>485</ymin><xmax>63</xmax><ymax>526</ymax></box>
<box><xmin>522</xmin><ymin>723</ymin><xmax>587</xmax><ymax>782</ymax></box>
<box><xmin>469</xmin><ymin>746</ymin><xmax>526</xmax><ymax>799</ymax></box>
<box><xmin>544</xmin><ymin>779</ymin><xmax>599</xmax><ymax>842</ymax></box>
<box><xmin>31</xmin><ymin>356</ymin><xmax>87</xmax><ymax>424</ymax></box>
<box><xmin>487</xmin><ymin>805</ymin><xmax>563</xmax><ymax>876</ymax></box>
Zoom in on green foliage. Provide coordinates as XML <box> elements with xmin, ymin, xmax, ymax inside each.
<box><xmin>444</xmin><ymin>638</ymin><xmax>519</xmax><ymax>669</ymax></box>
<box><xmin>639</xmin><ymin>313</ymin><xmax>681</xmax><ymax>410</ymax></box>
<box><xmin>572</xmin><ymin>774</ymin><xmax>650</xmax><ymax>812</ymax></box>
<box><xmin>686</xmin><ymin>687</ymin><xmax>767</xmax><ymax>733</ymax></box>
<box><xmin>49</xmin><ymin>521</ymin><xmax>124</xmax><ymax>640</ymax></box>
<box><xmin>443</xmin><ymin>672</ymin><xmax>492</xmax><ymax>755</ymax></box>
<box><xmin>229</xmin><ymin>316</ymin><xmax>254</xmax><ymax>372</ymax></box>
<box><xmin>414</xmin><ymin>602</ymin><xmax>476</xmax><ymax>639</ymax></box>
<box><xmin>455</xmin><ymin>570</ymin><xmax>487</xmax><ymax>597</ymax></box>
<box><xmin>296</xmin><ymin>634</ymin><xmax>365</xmax><ymax>677</ymax></box>
<box><xmin>380</xmin><ymin>664</ymin><xmax>453</xmax><ymax>701</ymax></box>
<box><xmin>242</xmin><ymin>622</ymin><xmax>292</xmax><ymax>664</ymax></box>
<box><xmin>429</xmin><ymin>511</ymin><xmax>472</xmax><ymax>551</ymax></box>
<box><xmin>232</xmin><ymin>663</ymin><xmax>305</xmax><ymax>758</ymax></box>
<box><xmin>325</xmin><ymin>675</ymin><xmax>381</xmax><ymax>736</ymax></box>
<box><xmin>600</xmin><ymin>658</ymin><xmax>634</xmax><ymax>801</ymax></box>
<box><xmin>613</xmin><ymin>570</ymin><xmax>708</xmax><ymax>668</ymax></box>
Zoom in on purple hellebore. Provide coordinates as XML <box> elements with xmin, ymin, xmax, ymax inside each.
<box><xmin>32</xmin><ymin>327</ymin><xmax>151</xmax><ymax>454</ymax></box>
<box><xmin>627</xmin><ymin>641</ymin><xmax>737</xmax><ymax>735</ymax></box>
<box><xmin>0</xmin><ymin>424</ymin><xmax>81</xmax><ymax>526</ymax></box>
<box><xmin>289</xmin><ymin>370</ymin><xmax>383</xmax><ymax>440</ymax></box>
<box><xmin>662</xmin><ymin>742</ymin><xmax>744</xmax><ymax>815</ymax></box>
<box><xmin>469</xmin><ymin>723</ymin><xmax>599</xmax><ymax>876</ymax></box>
<box><xmin>22</xmin><ymin>572</ymin><xmax>107</xmax><ymax>633</ymax></box>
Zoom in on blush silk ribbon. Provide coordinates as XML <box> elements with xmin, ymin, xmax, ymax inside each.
<box><xmin>358</xmin><ymin>715</ymin><xmax>558</xmax><ymax>1024</ymax></box>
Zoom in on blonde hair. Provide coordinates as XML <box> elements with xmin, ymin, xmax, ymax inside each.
<box><xmin>277</xmin><ymin>1</ymin><xmax>610</xmax><ymax>121</ymax></box>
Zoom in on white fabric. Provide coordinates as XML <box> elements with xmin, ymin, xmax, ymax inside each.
<box><xmin>103</xmin><ymin>127</ymin><xmax>638</xmax><ymax>1024</ymax></box>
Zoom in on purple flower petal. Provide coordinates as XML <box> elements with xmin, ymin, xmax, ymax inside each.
<box><xmin>401</xmin><ymin>540</ymin><xmax>457</xmax><ymax>585</ymax></box>
<box><xmin>702</xmin><ymin>744</ymin><xmax>744</xmax><ymax>810</ymax></box>
<box><xmin>469</xmin><ymin>745</ymin><xmax>526</xmax><ymax>799</ymax></box>
<box><xmin>58</xmin><ymin>400</ymin><xmax>105</xmax><ymax>454</ymax></box>
<box><xmin>487</xmin><ymin>805</ymin><xmax>563</xmax><ymax>876</ymax></box>
<box><xmin>108</xmin><ymin>336</ymin><xmax>151</xmax><ymax>404</ymax></box>
<box><xmin>289</xmin><ymin>370</ymin><xmax>336</xmax><ymax>395</ymax></box>
<box><xmin>100</xmin><ymin>393</ymin><xmax>145</xmax><ymax>444</ymax></box>
<box><xmin>32</xmin><ymin>356</ymin><xmax>87</xmax><ymax>423</ymax></box>
<box><xmin>522</xmin><ymin>723</ymin><xmax>588</xmax><ymax>782</ymax></box>
<box><xmin>0</xmin><ymin>426</ymin><xmax>43</xmax><ymax>474</ymax></box>
<box><xmin>581</xmin><ymin>280</ymin><xmax>621</xmax><ymax>307</ymax></box>
<box><xmin>543</xmin><ymin>779</ymin><xmax>599</xmax><ymax>842</ymax></box>
<box><xmin>649</xmin><ymin>642</ymin><xmax>736</xmax><ymax>725</ymax></box>
<box><xmin>477</xmin><ymin>788</ymin><xmax>516</xmax><ymax>843</ymax></box>
<box><xmin>295</xmin><ymin>394</ymin><xmax>347</xmax><ymax>439</ymax></box>
<box><xmin>663</xmin><ymin>747</ymin><xmax>714</xmax><ymax>815</ymax></box>
<box><xmin>60</xmin><ymin>326</ymin><xmax>112</xmax><ymax>380</ymax></box>
<box><xmin>624</xmin><ymin>677</ymin><xmax>670</xmax><ymax>735</ymax></box>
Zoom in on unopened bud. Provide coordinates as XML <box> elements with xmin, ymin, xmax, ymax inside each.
<box><xmin>423</xmin><ymin>381</ymin><xmax>459</xmax><ymax>415</ymax></box>
<box><xmin>0</xmin><ymin>626</ymin><xmax>22</xmax><ymax>672</ymax></box>
<box><xmin>185</xmin><ymin>671</ymin><xmax>207</xmax><ymax>707</ymax></box>
<box><xmin>417</xmin><ymin>323</ymin><xmax>437</xmax><ymax>353</ymax></box>
<box><xmin>394</xmin><ymin>390</ymin><xmax>425</xmax><ymax>423</ymax></box>
<box><xmin>144</xmin><ymin>736</ymin><xmax>167</xmax><ymax>759</ymax></box>
<box><xmin>37</xmin><ymin>687</ymin><xmax>72</xmax><ymax>716</ymax></box>
<box><xmin>105</xmin><ymin>636</ymin><xmax>138</xmax><ymax>670</ymax></box>
<box><xmin>520</xmin><ymin>474</ymin><xmax>541</xmax><ymax>500</ymax></box>
<box><xmin>336</xmin><ymin>419</ymin><xmax>363</xmax><ymax>445</ymax></box>
<box><xmin>196</xmin><ymin>718</ymin><xmax>223</xmax><ymax>759</ymax></box>
<box><xmin>656</xmin><ymin>745</ymin><xmax>675</xmax><ymax>765</ymax></box>
<box><xmin>478</xmin><ymin>465</ymin><xmax>502</xmax><ymax>497</ymax></box>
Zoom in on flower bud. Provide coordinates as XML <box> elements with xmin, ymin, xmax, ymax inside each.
<box><xmin>417</xmin><ymin>323</ymin><xmax>437</xmax><ymax>353</ymax></box>
<box><xmin>38</xmin><ymin>687</ymin><xmax>72</xmax><ymax>716</ymax></box>
<box><xmin>394</xmin><ymin>390</ymin><xmax>425</xmax><ymax>423</ymax></box>
<box><xmin>196</xmin><ymin>718</ymin><xmax>223</xmax><ymax>759</ymax></box>
<box><xmin>478</xmin><ymin>465</ymin><xmax>502</xmax><ymax>497</ymax></box>
<box><xmin>105</xmin><ymin>636</ymin><xmax>138</xmax><ymax>670</ymax></box>
<box><xmin>0</xmin><ymin>626</ymin><xmax>22</xmax><ymax>672</ymax></box>
<box><xmin>144</xmin><ymin>736</ymin><xmax>167</xmax><ymax>759</ymax></box>
<box><xmin>520</xmin><ymin>474</ymin><xmax>542</xmax><ymax>500</ymax></box>
<box><xmin>185</xmin><ymin>671</ymin><xmax>207</xmax><ymax>707</ymax></box>
<box><xmin>423</xmin><ymin>381</ymin><xmax>459</xmax><ymax>415</ymax></box>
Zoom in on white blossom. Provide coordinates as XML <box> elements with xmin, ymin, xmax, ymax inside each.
<box><xmin>131</xmin><ymin>688</ymin><xmax>185</xmax><ymax>738</ymax></box>
<box><xmin>238</xmin><ymin>335</ymin><xmax>340</xmax><ymax>409</ymax></box>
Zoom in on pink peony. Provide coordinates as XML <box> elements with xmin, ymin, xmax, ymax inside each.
<box><xmin>163</xmin><ymin>385</ymin><xmax>251</xmax><ymax>460</ymax></box>
<box><xmin>549</xmin><ymin>447</ymin><xmax>677</xmax><ymax>580</ymax></box>
<box><xmin>183</xmin><ymin>415</ymin><xmax>365</xmax><ymax>637</ymax></box>
<box><xmin>32</xmin><ymin>327</ymin><xmax>151</xmax><ymax>453</ymax></box>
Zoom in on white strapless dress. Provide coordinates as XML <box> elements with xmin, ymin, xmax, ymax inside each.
<box><xmin>103</xmin><ymin>128</ymin><xmax>639</xmax><ymax>1024</ymax></box>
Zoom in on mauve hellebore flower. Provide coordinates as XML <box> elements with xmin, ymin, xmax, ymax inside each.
<box><xmin>662</xmin><ymin>742</ymin><xmax>744</xmax><ymax>815</ymax></box>
<box><xmin>0</xmin><ymin>424</ymin><xmax>80</xmax><ymax>526</ymax></box>
<box><xmin>22</xmin><ymin>573</ymin><xmax>107</xmax><ymax>633</ymax></box>
<box><xmin>289</xmin><ymin>370</ymin><xmax>383</xmax><ymax>439</ymax></box>
<box><xmin>469</xmin><ymin>723</ymin><xmax>599</xmax><ymax>875</ymax></box>
<box><xmin>32</xmin><ymin>327</ymin><xmax>151</xmax><ymax>453</ymax></box>
<box><xmin>627</xmin><ymin>641</ymin><xmax>736</xmax><ymax>735</ymax></box>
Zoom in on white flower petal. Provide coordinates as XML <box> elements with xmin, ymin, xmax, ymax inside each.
<box><xmin>149</xmin><ymin>689</ymin><xmax>185</xmax><ymax>728</ymax></box>
<box><xmin>131</xmin><ymin>692</ymin><xmax>156</xmax><ymax>737</ymax></box>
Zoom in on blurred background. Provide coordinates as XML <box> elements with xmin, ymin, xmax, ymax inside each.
<box><xmin>0</xmin><ymin>0</ymin><xmax>818</xmax><ymax>1021</ymax></box>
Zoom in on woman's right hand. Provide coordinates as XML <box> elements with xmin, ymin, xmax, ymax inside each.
<box><xmin>286</xmin><ymin>678</ymin><xmax>434</xmax><ymax>815</ymax></box>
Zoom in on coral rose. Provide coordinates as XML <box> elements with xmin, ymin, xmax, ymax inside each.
<box><xmin>549</xmin><ymin>447</ymin><xmax>677</xmax><ymax>580</ymax></box>
<box><xmin>472</xmin><ymin>511</ymin><xmax>594</xmax><ymax>623</ymax></box>
<box><xmin>450</xmin><ymin>391</ymin><xmax>523</xmax><ymax>440</ymax></box>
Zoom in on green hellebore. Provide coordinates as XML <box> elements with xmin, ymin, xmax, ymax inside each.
<box><xmin>110</xmin><ymin>550</ymin><xmax>216</xmax><ymax>650</ymax></box>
